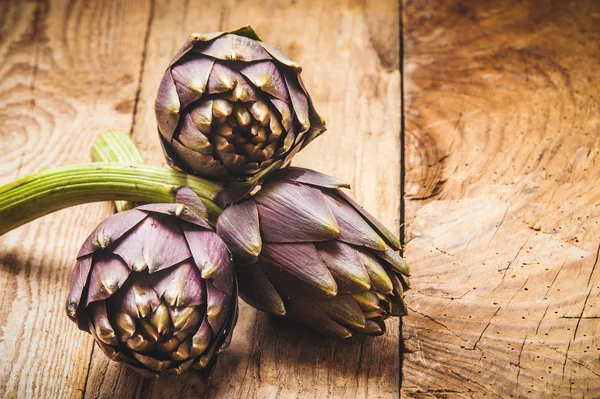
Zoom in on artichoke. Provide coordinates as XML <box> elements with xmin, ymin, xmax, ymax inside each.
<box><xmin>66</xmin><ymin>200</ymin><xmax>237</xmax><ymax>378</ymax></box>
<box><xmin>216</xmin><ymin>167</ymin><xmax>409</xmax><ymax>338</ymax></box>
<box><xmin>155</xmin><ymin>26</ymin><xmax>325</xmax><ymax>183</ymax></box>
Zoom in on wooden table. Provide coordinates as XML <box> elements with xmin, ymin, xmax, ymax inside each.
<box><xmin>0</xmin><ymin>0</ymin><xmax>598</xmax><ymax>397</ymax></box>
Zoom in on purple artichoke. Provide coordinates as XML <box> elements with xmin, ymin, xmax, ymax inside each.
<box><xmin>155</xmin><ymin>26</ymin><xmax>325</xmax><ymax>182</ymax></box>
<box><xmin>66</xmin><ymin>202</ymin><xmax>237</xmax><ymax>378</ymax></box>
<box><xmin>216</xmin><ymin>167</ymin><xmax>409</xmax><ymax>338</ymax></box>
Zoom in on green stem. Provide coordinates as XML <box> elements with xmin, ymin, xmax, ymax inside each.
<box><xmin>0</xmin><ymin>163</ymin><xmax>224</xmax><ymax>235</ymax></box>
<box><xmin>91</xmin><ymin>130</ymin><xmax>146</xmax><ymax>212</ymax></box>
<box><xmin>91</xmin><ymin>130</ymin><xmax>146</xmax><ymax>165</ymax></box>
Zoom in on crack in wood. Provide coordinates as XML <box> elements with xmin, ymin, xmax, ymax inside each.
<box><xmin>544</xmin><ymin>258</ymin><xmax>567</xmax><ymax>299</ymax></box>
<box><xmin>80</xmin><ymin>342</ymin><xmax>95</xmax><ymax>399</ymax></box>
<box><xmin>515</xmin><ymin>334</ymin><xmax>527</xmax><ymax>394</ymax></box>
<box><xmin>549</xmin><ymin>346</ymin><xmax>600</xmax><ymax>379</ymax></box>
<box><xmin>129</xmin><ymin>0</ymin><xmax>155</xmax><ymax>137</ymax></box>
<box><xmin>571</xmin><ymin>244</ymin><xmax>599</xmax><ymax>342</ymax></box>
<box><xmin>535</xmin><ymin>304</ymin><xmax>550</xmax><ymax>335</ymax></box>
<box><xmin>485</xmin><ymin>204</ymin><xmax>512</xmax><ymax>249</ymax></box>
<box><xmin>501</xmin><ymin>240</ymin><xmax>527</xmax><ymax>281</ymax></box>
<box><xmin>407</xmin><ymin>306</ymin><xmax>476</xmax><ymax>351</ymax></box>
<box><xmin>471</xmin><ymin>307</ymin><xmax>501</xmax><ymax>350</ymax></box>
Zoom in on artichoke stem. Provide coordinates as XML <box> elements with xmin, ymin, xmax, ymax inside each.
<box><xmin>0</xmin><ymin>163</ymin><xmax>224</xmax><ymax>235</ymax></box>
<box><xmin>91</xmin><ymin>130</ymin><xmax>147</xmax><ymax>212</ymax></box>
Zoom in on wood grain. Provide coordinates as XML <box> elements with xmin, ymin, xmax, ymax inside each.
<box><xmin>0</xmin><ymin>0</ymin><xmax>401</xmax><ymax>398</ymax></box>
<box><xmin>0</xmin><ymin>0</ymin><xmax>152</xmax><ymax>397</ymax></box>
<box><xmin>402</xmin><ymin>1</ymin><xmax>600</xmax><ymax>397</ymax></box>
<box><xmin>84</xmin><ymin>1</ymin><xmax>402</xmax><ymax>398</ymax></box>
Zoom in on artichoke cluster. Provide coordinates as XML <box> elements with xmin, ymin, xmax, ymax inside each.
<box><xmin>57</xmin><ymin>26</ymin><xmax>409</xmax><ymax>378</ymax></box>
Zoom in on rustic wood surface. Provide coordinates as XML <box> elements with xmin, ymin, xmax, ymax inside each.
<box><xmin>0</xmin><ymin>0</ymin><xmax>401</xmax><ymax>398</ymax></box>
<box><xmin>1</xmin><ymin>0</ymin><xmax>598</xmax><ymax>398</ymax></box>
<box><xmin>402</xmin><ymin>0</ymin><xmax>600</xmax><ymax>398</ymax></box>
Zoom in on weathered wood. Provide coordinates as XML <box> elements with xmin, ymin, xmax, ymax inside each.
<box><xmin>0</xmin><ymin>0</ymin><xmax>152</xmax><ymax>397</ymax></box>
<box><xmin>82</xmin><ymin>1</ymin><xmax>402</xmax><ymax>398</ymax></box>
<box><xmin>402</xmin><ymin>0</ymin><xmax>600</xmax><ymax>397</ymax></box>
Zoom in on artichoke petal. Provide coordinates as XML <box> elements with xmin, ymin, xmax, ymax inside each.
<box><xmin>336</xmin><ymin>190</ymin><xmax>402</xmax><ymax>251</ymax></box>
<box><xmin>171</xmin><ymin>58</ymin><xmax>214</xmax><ymax>108</ymax></box>
<box><xmin>173</xmin><ymin>187</ymin><xmax>210</xmax><ymax>225</ymax></box>
<box><xmin>173</xmin><ymin>308</ymin><xmax>203</xmax><ymax>342</ymax></box>
<box><xmin>132</xmin><ymin>352</ymin><xmax>173</xmax><ymax>371</ymax></box>
<box><xmin>285</xmin><ymin>299</ymin><xmax>352</xmax><ymax>338</ymax></box>
<box><xmin>358</xmin><ymin>249</ymin><xmax>394</xmax><ymax>294</ymax></box>
<box><xmin>354</xmin><ymin>320</ymin><xmax>386</xmax><ymax>336</ymax></box>
<box><xmin>88</xmin><ymin>301</ymin><xmax>118</xmax><ymax>346</ymax></box>
<box><xmin>239</xmin><ymin>61</ymin><xmax>290</xmax><ymax>102</ymax></box>
<box><xmin>126</xmin><ymin>333</ymin><xmax>155</xmax><ymax>352</ymax></box>
<box><xmin>113</xmin><ymin>311</ymin><xmax>136</xmax><ymax>342</ymax></box>
<box><xmin>267</xmin><ymin>166</ymin><xmax>350</xmax><ymax>190</ymax></box>
<box><xmin>283</xmin><ymin>72</ymin><xmax>310</xmax><ymax>131</ymax></box>
<box><xmin>205</xmin><ymin>281</ymin><xmax>229</xmax><ymax>334</ymax></box>
<box><xmin>322</xmin><ymin>191</ymin><xmax>388</xmax><ymax>251</ymax></box>
<box><xmin>177</xmin><ymin>115</ymin><xmax>213</xmax><ymax>154</ymax></box>
<box><xmin>206</xmin><ymin>63</ymin><xmax>237</xmax><ymax>93</ymax></box>
<box><xmin>87</xmin><ymin>319</ymin><xmax>126</xmax><ymax>361</ymax></box>
<box><xmin>269</xmin><ymin>98</ymin><xmax>294</xmax><ymax>134</ymax></box>
<box><xmin>86</xmin><ymin>252</ymin><xmax>130</xmax><ymax>305</ymax></box>
<box><xmin>235</xmin><ymin>263</ymin><xmax>286</xmax><ymax>316</ymax></box>
<box><xmin>171</xmin><ymin>139</ymin><xmax>229</xmax><ymax>178</ymax></box>
<box><xmin>191</xmin><ymin>317</ymin><xmax>213</xmax><ymax>357</ymax></box>
<box><xmin>255</xmin><ymin>182</ymin><xmax>340</xmax><ymax>243</ymax></box>
<box><xmin>170</xmin><ymin>338</ymin><xmax>192</xmax><ymax>361</ymax></box>
<box><xmin>136</xmin><ymin>203</ymin><xmax>208</xmax><ymax>228</ymax></box>
<box><xmin>389</xmin><ymin>295</ymin><xmax>408</xmax><ymax>317</ymax></box>
<box><xmin>258</xmin><ymin>41</ymin><xmax>301</xmax><ymax>70</ymax></box>
<box><xmin>114</xmin><ymin>276</ymin><xmax>161</xmax><ymax>319</ymax></box>
<box><xmin>150</xmin><ymin>261</ymin><xmax>205</xmax><ymax>307</ymax></box>
<box><xmin>315</xmin><ymin>241</ymin><xmax>371</xmax><ymax>293</ymax></box>
<box><xmin>138</xmin><ymin>319</ymin><xmax>160</xmax><ymax>342</ymax></box>
<box><xmin>376</xmin><ymin>248</ymin><xmax>410</xmax><ymax>277</ymax></box>
<box><xmin>110</xmin><ymin>214</ymin><xmax>191</xmax><ymax>273</ymax></box>
<box><xmin>216</xmin><ymin>199</ymin><xmax>262</xmax><ymax>263</ymax></box>
<box><xmin>351</xmin><ymin>291</ymin><xmax>382</xmax><ymax>312</ymax></box>
<box><xmin>65</xmin><ymin>256</ymin><xmax>93</xmax><ymax>327</ymax></box>
<box><xmin>173</xmin><ymin>358</ymin><xmax>196</xmax><ymax>375</ymax></box>
<box><xmin>78</xmin><ymin>210</ymin><xmax>147</xmax><ymax>257</ymax></box>
<box><xmin>157</xmin><ymin>336</ymin><xmax>180</xmax><ymax>353</ymax></box>
<box><xmin>260</xmin><ymin>243</ymin><xmax>338</xmax><ymax>299</ymax></box>
<box><xmin>155</xmin><ymin>71</ymin><xmax>181</xmax><ymax>142</ymax></box>
<box><xmin>183</xmin><ymin>227</ymin><xmax>233</xmax><ymax>295</ymax></box>
<box><xmin>150</xmin><ymin>303</ymin><xmax>171</xmax><ymax>337</ymax></box>
<box><xmin>199</xmin><ymin>33</ymin><xmax>272</xmax><ymax>62</ymax></box>
<box><xmin>188</xmin><ymin>100</ymin><xmax>213</xmax><ymax>134</ymax></box>
<box><xmin>314</xmin><ymin>294</ymin><xmax>366</xmax><ymax>330</ymax></box>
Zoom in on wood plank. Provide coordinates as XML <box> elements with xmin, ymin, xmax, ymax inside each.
<box><xmin>84</xmin><ymin>0</ymin><xmax>402</xmax><ymax>398</ymax></box>
<box><xmin>0</xmin><ymin>0</ymin><xmax>152</xmax><ymax>397</ymax></box>
<box><xmin>401</xmin><ymin>0</ymin><xmax>600</xmax><ymax>397</ymax></box>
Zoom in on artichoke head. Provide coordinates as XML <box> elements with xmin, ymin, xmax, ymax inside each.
<box><xmin>216</xmin><ymin>167</ymin><xmax>409</xmax><ymax>338</ymax></box>
<box><xmin>155</xmin><ymin>26</ymin><xmax>325</xmax><ymax>188</ymax></box>
<box><xmin>66</xmin><ymin>201</ymin><xmax>237</xmax><ymax>378</ymax></box>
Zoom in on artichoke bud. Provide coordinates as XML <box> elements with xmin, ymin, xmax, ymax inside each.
<box><xmin>155</xmin><ymin>26</ymin><xmax>326</xmax><ymax>193</ymax></box>
<box><xmin>216</xmin><ymin>167</ymin><xmax>409</xmax><ymax>338</ymax></box>
<box><xmin>65</xmin><ymin>199</ymin><xmax>238</xmax><ymax>377</ymax></box>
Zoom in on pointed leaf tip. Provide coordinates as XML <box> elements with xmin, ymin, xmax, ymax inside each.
<box><xmin>255</xmin><ymin>182</ymin><xmax>340</xmax><ymax>243</ymax></box>
<box><xmin>268</xmin><ymin>167</ymin><xmax>351</xmax><ymax>189</ymax></box>
<box><xmin>216</xmin><ymin>199</ymin><xmax>262</xmax><ymax>263</ymax></box>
